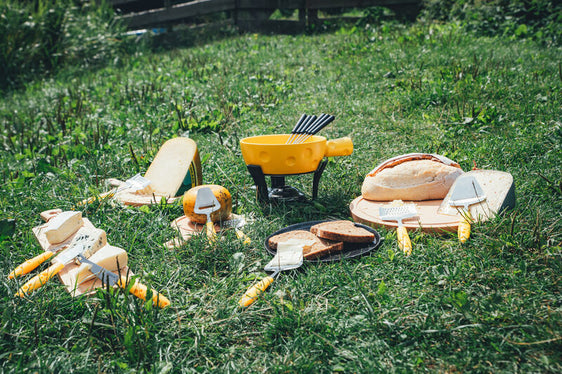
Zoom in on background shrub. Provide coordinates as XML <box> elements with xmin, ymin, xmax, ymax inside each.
<box><xmin>421</xmin><ymin>0</ymin><xmax>562</xmax><ymax>45</ymax></box>
<box><xmin>0</xmin><ymin>0</ymin><xmax>126</xmax><ymax>90</ymax></box>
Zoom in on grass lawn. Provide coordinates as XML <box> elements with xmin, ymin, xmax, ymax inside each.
<box><xmin>0</xmin><ymin>19</ymin><xmax>561</xmax><ymax>372</ymax></box>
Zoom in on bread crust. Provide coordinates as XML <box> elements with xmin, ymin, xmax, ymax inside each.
<box><xmin>268</xmin><ymin>230</ymin><xmax>343</xmax><ymax>259</ymax></box>
<box><xmin>362</xmin><ymin>158</ymin><xmax>463</xmax><ymax>201</ymax></box>
<box><xmin>310</xmin><ymin>220</ymin><xmax>374</xmax><ymax>243</ymax></box>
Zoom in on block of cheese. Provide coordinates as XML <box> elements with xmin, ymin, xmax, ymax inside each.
<box><xmin>73</xmin><ymin>245</ymin><xmax>128</xmax><ymax>285</ymax></box>
<box><xmin>265</xmin><ymin>239</ymin><xmax>311</xmax><ymax>268</ymax></box>
<box><xmin>69</xmin><ymin>226</ymin><xmax>107</xmax><ymax>262</ymax></box>
<box><xmin>143</xmin><ymin>137</ymin><xmax>203</xmax><ymax>198</ymax></box>
<box><xmin>45</xmin><ymin>211</ymin><xmax>83</xmax><ymax>244</ymax></box>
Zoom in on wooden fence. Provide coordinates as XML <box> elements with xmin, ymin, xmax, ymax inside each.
<box><xmin>110</xmin><ymin>0</ymin><xmax>421</xmax><ymax>32</ymax></box>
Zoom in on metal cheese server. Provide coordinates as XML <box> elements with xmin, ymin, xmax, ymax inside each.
<box><xmin>193</xmin><ymin>187</ymin><xmax>221</xmax><ymax>243</ymax></box>
<box><xmin>448</xmin><ymin>175</ymin><xmax>487</xmax><ymax>243</ymax></box>
<box><xmin>77</xmin><ymin>255</ymin><xmax>170</xmax><ymax>308</ymax></box>
<box><xmin>238</xmin><ymin>243</ymin><xmax>304</xmax><ymax>308</ymax></box>
<box><xmin>15</xmin><ymin>239</ymin><xmax>90</xmax><ymax>297</ymax></box>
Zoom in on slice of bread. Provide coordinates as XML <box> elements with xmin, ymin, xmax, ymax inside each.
<box><xmin>310</xmin><ymin>220</ymin><xmax>374</xmax><ymax>243</ymax></box>
<box><xmin>268</xmin><ymin>230</ymin><xmax>343</xmax><ymax>260</ymax></box>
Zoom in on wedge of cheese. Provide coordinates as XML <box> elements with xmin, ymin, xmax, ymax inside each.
<box><xmin>45</xmin><ymin>211</ymin><xmax>83</xmax><ymax>244</ymax></box>
<box><xmin>143</xmin><ymin>137</ymin><xmax>203</xmax><ymax>197</ymax></box>
<box><xmin>69</xmin><ymin>226</ymin><xmax>107</xmax><ymax>261</ymax></box>
<box><xmin>73</xmin><ymin>245</ymin><xmax>128</xmax><ymax>285</ymax></box>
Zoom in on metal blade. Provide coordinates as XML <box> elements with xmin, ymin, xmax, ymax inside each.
<box><xmin>77</xmin><ymin>254</ymin><xmax>119</xmax><ymax>286</ymax></box>
<box><xmin>54</xmin><ymin>241</ymin><xmax>89</xmax><ymax>265</ymax></box>
<box><xmin>449</xmin><ymin>175</ymin><xmax>486</xmax><ymax>208</ymax></box>
<box><xmin>193</xmin><ymin>187</ymin><xmax>221</xmax><ymax>215</ymax></box>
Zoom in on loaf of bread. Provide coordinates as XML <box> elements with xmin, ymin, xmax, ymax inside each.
<box><xmin>361</xmin><ymin>153</ymin><xmax>463</xmax><ymax>201</ymax></box>
<box><xmin>268</xmin><ymin>230</ymin><xmax>344</xmax><ymax>260</ymax></box>
<box><xmin>310</xmin><ymin>220</ymin><xmax>374</xmax><ymax>243</ymax></box>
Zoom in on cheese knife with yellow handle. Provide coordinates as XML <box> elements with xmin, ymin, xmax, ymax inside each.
<box><xmin>77</xmin><ymin>254</ymin><xmax>170</xmax><ymax>308</ymax></box>
<box><xmin>239</xmin><ymin>240</ymin><xmax>306</xmax><ymax>308</ymax></box>
<box><xmin>448</xmin><ymin>175</ymin><xmax>487</xmax><ymax>243</ymax></box>
<box><xmin>9</xmin><ymin>251</ymin><xmax>56</xmax><ymax>279</ymax></box>
<box><xmin>14</xmin><ymin>228</ymin><xmax>106</xmax><ymax>297</ymax></box>
<box><xmin>193</xmin><ymin>187</ymin><xmax>221</xmax><ymax>243</ymax></box>
<box><xmin>379</xmin><ymin>204</ymin><xmax>418</xmax><ymax>256</ymax></box>
<box><xmin>15</xmin><ymin>241</ymin><xmax>88</xmax><ymax>297</ymax></box>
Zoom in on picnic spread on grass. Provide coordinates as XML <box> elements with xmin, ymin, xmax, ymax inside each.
<box><xmin>9</xmin><ymin>113</ymin><xmax>515</xmax><ymax>308</ymax></box>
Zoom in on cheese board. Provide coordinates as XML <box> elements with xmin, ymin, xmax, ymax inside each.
<box><xmin>350</xmin><ymin>170</ymin><xmax>515</xmax><ymax>233</ymax></box>
<box><xmin>166</xmin><ymin>213</ymin><xmax>248</xmax><ymax>249</ymax></box>
<box><xmin>110</xmin><ymin>184</ymin><xmax>179</xmax><ymax>206</ymax></box>
<box><xmin>31</xmin><ymin>209</ymin><xmax>131</xmax><ymax>297</ymax></box>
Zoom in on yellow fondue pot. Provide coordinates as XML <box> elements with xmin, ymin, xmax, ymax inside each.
<box><xmin>240</xmin><ymin>135</ymin><xmax>353</xmax><ymax>175</ymax></box>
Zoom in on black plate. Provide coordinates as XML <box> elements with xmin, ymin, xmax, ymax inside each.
<box><xmin>264</xmin><ymin>220</ymin><xmax>382</xmax><ymax>263</ymax></box>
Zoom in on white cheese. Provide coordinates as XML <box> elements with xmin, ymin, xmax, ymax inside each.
<box><xmin>266</xmin><ymin>239</ymin><xmax>314</xmax><ymax>268</ymax></box>
<box><xmin>69</xmin><ymin>226</ymin><xmax>107</xmax><ymax>261</ymax></box>
<box><xmin>73</xmin><ymin>245</ymin><xmax>128</xmax><ymax>284</ymax></box>
<box><xmin>45</xmin><ymin>211</ymin><xmax>83</xmax><ymax>244</ymax></box>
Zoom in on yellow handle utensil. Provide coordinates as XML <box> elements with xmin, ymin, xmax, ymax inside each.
<box><xmin>238</xmin><ymin>275</ymin><xmax>275</xmax><ymax>308</ymax></box>
<box><xmin>458</xmin><ymin>213</ymin><xmax>472</xmax><ymax>243</ymax></box>
<box><xmin>118</xmin><ymin>276</ymin><xmax>171</xmax><ymax>308</ymax></box>
<box><xmin>448</xmin><ymin>175</ymin><xmax>486</xmax><ymax>244</ymax></box>
<box><xmin>9</xmin><ymin>251</ymin><xmax>54</xmax><ymax>279</ymax></box>
<box><xmin>396</xmin><ymin>225</ymin><xmax>412</xmax><ymax>256</ymax></box>
<box><xmin>379</xmin><ymin>204</ymin><xmax>418</xmax><ymax>256</ymax></box>
<box><xmin>193</xmin><ymin>187</ymin><xmax>221</xmax><ymax>245</ymax></box>
<box><xmin>15</xmin><ymin>262</ymin><xmax>65</xmax><ymax>297</ymax></box>
<box><xmin>235</xmin><ymin>229</ymin><xmax>251</xmax><ymax>245</ymax></box>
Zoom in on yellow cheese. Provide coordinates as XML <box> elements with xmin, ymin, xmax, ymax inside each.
<box><xmin>73</xmin><ymin>245</ymin><xmax>128</xmax><ymax>284</ymax></box>
<box><xmin>45</xmin><ymin>211</ymin><xmax>83</xmax><ymax>244</ymax></box>
<box><xmin>143</xmin><ymin>137</ymin><xmax>203</xmax><ymax>197</ymax></box>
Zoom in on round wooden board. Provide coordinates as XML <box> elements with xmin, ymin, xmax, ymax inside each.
<box><xmin>166</xmin><ymin>214</ymin><xmax>247</xmax><ymax>248</ymax></box>
<box><xmin>349</xmin><ymin>196</ymin><xmax>460</xmax><ymax>233</ymax></box>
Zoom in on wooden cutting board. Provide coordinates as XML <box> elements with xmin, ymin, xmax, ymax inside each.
<box><xmin>350</xmin><ymin>170</ymin><xmax>515</xmax><ymax>233</ymax></box>
<box><xmin>114</xmin><ymin>190</ymin><xmax>178</xmax><ymax>206</ymax></box>
<box><xmin>350</xmin><ymin>198</ymin><xmax>458</xmax><ymax>233</ymax></box>
<box><xmin>166</xmin><ymin>214</ymin><xmax>247</xmax><ymax>249</ymax></box>
<box><xmin>32</xmin><ymin>209</ymin><xmax>131</xmax><ymax>297</ymax></box>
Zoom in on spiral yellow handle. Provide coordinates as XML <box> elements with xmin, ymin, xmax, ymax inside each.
<box><xmin>15</xmin><ymin>262</ymin><xmax>65</xmax><ymax>297</ymax></box>
<box><xmin>9</xmin><ymin>251</ymin><xmax>54</xmax><ymax>279</ymax></box>
<box><xmin>458</xmin><ymin>214</ymin><xmax>472</xmax><ymax>243</ymax></box>
<box><xmin>118</xmin><ymin>276</ymin><xmax>170</xmax><ymax>308</ymax></box>
<box><xmin>397</xmin><ymin>225</ymin><xmax>412</xmax><ymax>256</ymax></box>
<box><xmin>238</xmin><ymin>276</ymin><xmax>275</xmax><ymax>308</ymax></box>
<box><xmin>235</xmin><ymin>229</ymin><xmax>251</xmax><ymax>245</ymax></box>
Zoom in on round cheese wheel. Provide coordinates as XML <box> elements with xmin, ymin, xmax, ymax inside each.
<box><xmin>182</xmin><ymin>185</ymin><xmax>232</xmax><ymax>224</ymax></box>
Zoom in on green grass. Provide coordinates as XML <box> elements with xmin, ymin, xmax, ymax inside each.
<box><xmin>0</xmin><ymin>19</ymin><xmax>561</xmax><ymax>373</ymax></box>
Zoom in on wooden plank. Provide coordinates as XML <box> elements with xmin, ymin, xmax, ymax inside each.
<box><xmin>236</xmin><ymin>0</ymin><xmax>420</xmax><ymax>9</ymax></box>
<box><xmin>110</xmin><ymin>0</ymin><xmax>143</xmax><ymax>5</ymax></box>
<box><xmin>120</xmin><ymin>0</ymin><xmax>236</xmax><ymax>28</ymax></box>
<box><xmin>116</xmin><ymin>0</ymin><xmax>422</xmax><ymax>29</ymax></box>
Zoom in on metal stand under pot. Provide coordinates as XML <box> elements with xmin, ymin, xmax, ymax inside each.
<box><xmin>246</xmin><ymin>159</ymin><xmax>328</xmax><ymax>203</ymax></box>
